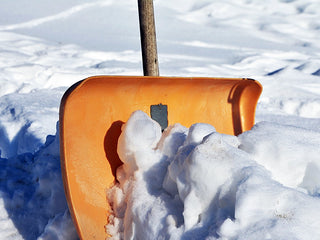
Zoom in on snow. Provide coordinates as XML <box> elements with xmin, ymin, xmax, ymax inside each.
<box><xmin>107</xmin><ymin>111</ymin><xmax>320</xmax><ymax>239</ymax></box>
<box><xmin>0</xmin><ymin>0</ymin><xmax>319</xmax><ymax>239</ymax></box>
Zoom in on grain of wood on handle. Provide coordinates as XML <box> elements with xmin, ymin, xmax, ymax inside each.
<box><xmin>138</xmin><ymin>0</ymin><xmax>159</xmax><ymax>76</ymax></box>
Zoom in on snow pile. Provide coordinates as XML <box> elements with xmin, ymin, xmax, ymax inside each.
<box><xmin>0</xmin><ymin>123</ymin><xmax>77</xmax><ymax>240</ymax></box>
<box><xmin>106</xmin><ymin>111</ymin><xmax>320</xmax><ymax>239</ymax></box>
<box><xmin>0</xmin><ymin>0</ymin><xmax>319</xmax><ymax>238</ymax></box>
<box><xmin>239</xmin><ymin>122</ymin><xmax>320</xmax><ymax>193</ymax></box>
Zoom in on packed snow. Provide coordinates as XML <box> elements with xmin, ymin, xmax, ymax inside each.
<box><xmin>107</xmin><ymin>111</ymin><xmax>320</xmax><ymax>239</ymax></box>
<box><xmin>0</xmin><ymin>0</ymin><xmax>319</xmax><ymax>239</ymax></box>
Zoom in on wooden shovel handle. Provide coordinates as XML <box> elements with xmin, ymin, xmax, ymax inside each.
<box><xmin>138</xmin><ymin>0</ymin><xmax>159</xmax><ymax>76</ymax></box>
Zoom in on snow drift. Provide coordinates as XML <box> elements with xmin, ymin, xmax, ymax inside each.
<box><xmin>0</xmin><ymin>0</ymin><xmax>319</xmax><ymax>239</ymax></box>
<box><xmin>106</xmin><ymin>111</ymin><xmax>320</xmax><ymax>239</ymax></box>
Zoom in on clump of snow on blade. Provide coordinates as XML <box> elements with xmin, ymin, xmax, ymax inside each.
<box><xmin>117</xmin><ymin>110</ymin><xmax>162</xmax><ymax>173</ymax></box>
<box><xmin>106</xmin><ymin>111</ymin><xmax>320</xmax><ymax>239</ymax></box>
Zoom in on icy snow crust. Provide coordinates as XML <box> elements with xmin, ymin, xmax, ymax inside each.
<box><xmin>107</xmin><ymin>111</ymin><xmax>320</xmax><ymax>239</ymax></box>
<box><xmin>0</xmin><ymin>0</ymin><xmax>319</xmax><ymax>239</ymax></box>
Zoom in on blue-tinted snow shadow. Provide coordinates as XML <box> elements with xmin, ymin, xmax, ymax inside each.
<box><xmin>0</xmin><ymin>121</ymin><xmax>43</xmax><ymax>159</ymax></box>
<box><xmin>0</xmin><ymin>122</ymin><xmax>79</xmax><ymax>239</ymax></box>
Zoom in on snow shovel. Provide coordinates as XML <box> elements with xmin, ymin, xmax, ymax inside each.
<box><xmin>59</xmin><ymin>1</ymin><xmax>262</xmax><ymax>239</ymax></box>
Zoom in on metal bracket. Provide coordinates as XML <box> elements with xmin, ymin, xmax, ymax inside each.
<box><xmin>150</xmin><ymin>104</ymin><xmax>168</xmax><ymax>131</ymax></box>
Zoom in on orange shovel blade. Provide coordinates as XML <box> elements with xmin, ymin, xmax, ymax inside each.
<box><xmin>59</xmin><ymin>76</ymin><xmax>262</xmax><ymax>239</ymax></box>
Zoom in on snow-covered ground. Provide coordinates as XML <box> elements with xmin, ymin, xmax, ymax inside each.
<box><xmin>0</xmin><ymin>0</ymin><xmax>319</xmax><ymax>239</ymax></box>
